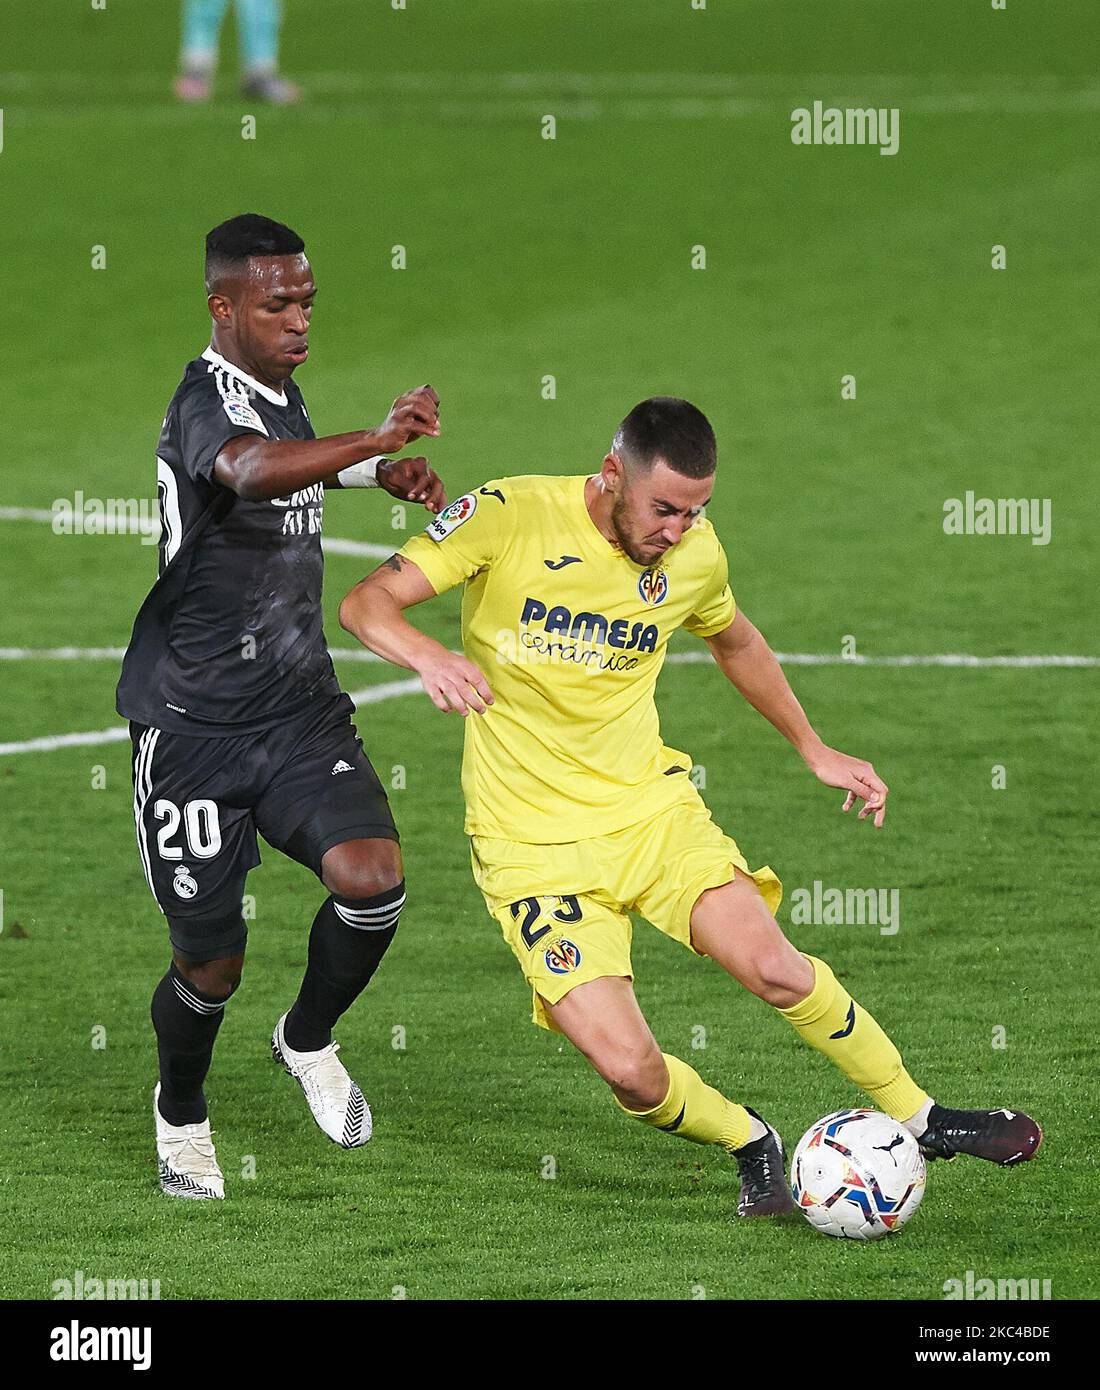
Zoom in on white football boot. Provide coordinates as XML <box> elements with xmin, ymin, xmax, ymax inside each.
<box><xmin>271</xmin><ymin>1013</ymin><xmax>372</xmax><ymax>1148</ymax></box>
<box><xmin>153</xmin><ymin>1084</ymin><xmax>225</xmax><ymax>1200</ymax></box>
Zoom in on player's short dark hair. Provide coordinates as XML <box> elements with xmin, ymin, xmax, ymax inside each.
<box><xmin>204</xmin><ymin>213</ymin><xmax>305</xmax><ymax>291</ymax></box>
<box><xmin>613</xmin><ymin>397</ymin><xmax>717</xmax><ymax>478</ymax></box>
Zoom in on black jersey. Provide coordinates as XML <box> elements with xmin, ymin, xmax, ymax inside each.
<box><xmin>116</xmin><ymin>348</ymin><xmax>344</xmax><ymax>735</ymax></box>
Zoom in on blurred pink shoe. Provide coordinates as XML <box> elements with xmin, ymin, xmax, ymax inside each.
<box><xmin>174</xmin><ymin>72</ymin><xmax>212</xmax><ymax>103</ymax></box>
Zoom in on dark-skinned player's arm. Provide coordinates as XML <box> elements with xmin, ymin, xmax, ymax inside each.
<box><xmin>704</xmin><ymin>608</ymin><xmax>890</xmax><ymax>828</ymax></box>
<box><xmin>338</xmin><ymin>554</ymin><xmax>494</xmax><ymax>717</ymax></box>
<box><xmin>213</xmin><ymin>385</ymin><xmax>447</xmax><ymax>510</ymax></box>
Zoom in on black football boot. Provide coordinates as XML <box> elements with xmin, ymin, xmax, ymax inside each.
<box><xmin>916</xmin><ymin>1104</ymin><xmax>1042</xmax><ymax>1166</ymax></box>
<box><xmin>735</xmin><ymin>1108</ymin><xmax>797</xmax><ymax>1217</ymax></box>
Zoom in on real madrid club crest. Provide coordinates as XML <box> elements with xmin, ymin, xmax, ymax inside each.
<box><xmin>638</xmin><ymin>566</ymin><xmax>668</xmax><ymax>605</ymax></box>
<box><xmin>173</xmin><ymin>864</ymin><xmax>199</xmax><ymax>900</ymax></box>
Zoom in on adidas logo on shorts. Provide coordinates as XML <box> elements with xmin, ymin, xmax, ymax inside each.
<box><xmin>331</xmin><ymin>760</ymin><xmax>354</xmax><ymax>775</ymax></box>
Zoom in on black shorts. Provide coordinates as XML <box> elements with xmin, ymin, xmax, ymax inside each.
<box><xmin>130</xmin><ymin>695</ymin><xmax>398</xmax><ymax>961</ymax></box>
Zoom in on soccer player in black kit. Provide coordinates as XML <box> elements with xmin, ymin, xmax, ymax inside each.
<box><xmin>116</xmin><ymin>214</ymin><xmax>447</xmax><ymax>1199</ymax></box>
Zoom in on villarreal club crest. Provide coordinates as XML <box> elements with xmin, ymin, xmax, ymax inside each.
<box><xmin>638</xmin><ymin>566</ymin><xmax>668</xmax><ymax>605</ymax></box>
<box><xmin>543</xmin><ymin>938</ymin><xmax>583</xmax><ymax>976</ymax></box>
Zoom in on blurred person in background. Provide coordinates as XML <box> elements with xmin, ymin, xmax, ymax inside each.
<box><xmin>175</xmin><ymin>0</ymin><xmax>302</xmax><ymax>104</ymax></box>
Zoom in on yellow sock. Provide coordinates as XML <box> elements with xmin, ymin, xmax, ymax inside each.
<box><xmin>777</xmin><ymin>954</ymin><xmax>928</xmax><ymax>1122</ymax></box>
<box><xmin>616</xmin><ymin>1053</ymin><xmax>751</xmax><ymax>1152</ymax></box>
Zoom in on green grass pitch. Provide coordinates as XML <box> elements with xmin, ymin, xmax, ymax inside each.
<box><xmin>0</xmin><ymin>0</ymin><xmax>1097</xmax><ymax>1300</ymax></box>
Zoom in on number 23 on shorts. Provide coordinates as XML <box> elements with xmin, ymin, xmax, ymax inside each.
<box><xmin>509</xmin><ymin>895</ymin><xmax>583</xmax><ymax>949</ymax></box>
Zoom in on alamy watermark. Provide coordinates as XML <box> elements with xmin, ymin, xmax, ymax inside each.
<box><xmin>52</xmin><ymin>1269</ymin><xmax>161</xmax><ymax>1300</ymax></box>
<box><xmin>791</xmin><ymin>101</ymin><xmax>900</xmax><ymax>156</ymax></box>
<box><xmin>943</xmin><ymin>492</ymin><xmax>1051</xmax><ymax>546</ymax></box>
<box><xmin>942</xmin><ymin>1270</ymin><xmax>1052</xmax><ymax>1301</ymax></box>
<box><xmin>789</xmin><ymin>881</ymin><xmax>900</xmax><ymax>935</ymax></box>
<box><xmin>52</xmin><ymin>492</ymin><xmax>159</xmax><ymax>545</ymax></box>
<box><xmin>49</xmin><ymin>1321</ymin><xmax>152</xmax><ymax>1371</ymax></box>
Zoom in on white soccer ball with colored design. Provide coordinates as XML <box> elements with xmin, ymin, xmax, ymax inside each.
<box><xmin>791</xmin><ymin>1108</ymin><xmax>926</xmax><ymax>1240</ymax></box>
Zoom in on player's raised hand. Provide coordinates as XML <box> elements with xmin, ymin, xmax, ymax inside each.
<box><xmin>805</xmin><ymin>746</ymin><xmax>889</xmax><ymax>828</ymax></box>
<box><xmin>374</xmin><ymin>385</ymin><xmax>441</xmax><ymax>452</ymax></box>
<box><xmin>416</xmin><ymin>650</ymin><xmax>494</xmax><ymax>717</ymax></box>
<box><xmin>377</xmin><ymin>456</ymin><xmax>447</xmax><ymax>513</ymax></box>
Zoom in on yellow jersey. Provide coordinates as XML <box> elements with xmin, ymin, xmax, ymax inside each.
<box><xmin>398</xmin><ymin>474</ymin><xmax>735</xmax><ymax>843</ymax></box>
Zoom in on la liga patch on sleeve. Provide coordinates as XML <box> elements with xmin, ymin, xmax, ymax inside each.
<box><xmin>427</xmin><ymin>492</ymin><xmax>477</xmax><ymax>542</ymax></box>
<box><xmin>221</xmin><ymin>397</ymin><xmax>267</xmax><ymax>434</ymax></box>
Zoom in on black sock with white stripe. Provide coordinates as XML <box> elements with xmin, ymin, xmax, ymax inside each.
<box><xmin>283</xmin><ymin>883</ymin><xmax>405</xmax><ymax>1052</ymax></box>
<box><xmin>152</xmin><ymin>963</ymin><xmax>235</xmax><ymax>1126</ymax></box>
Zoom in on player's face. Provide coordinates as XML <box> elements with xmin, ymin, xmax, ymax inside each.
<box><xmin>608</xmin><ymin>457</ymin><xmax>713</xmax><ymax>566</ymax></box>
<box><xmin>213</xmin><ymin>254</ymin><xmax>317</xmax><ymax>384</ymax></box>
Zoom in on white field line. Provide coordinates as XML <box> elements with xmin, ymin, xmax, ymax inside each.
<box><xmin>0</xmin><ymin>509</ymin><xmax>391</xmax><ymax>559</ymax></box>
<box><xmin>0</xmin><ymin>646</ymin><xmax>1096</xmax><ymax>670</ymax></box>
<box><xmin>664</xmin><ymin>651</ymin><xmax>1100</xmax><ymax>669</ymax></box>
<box><xmin>2</xmin><ymin>71</ymin><xmax>1098</xmax><ymax>116</ymax></box>
<box><xmin>0</xmin><ymin>726</ymin><xmax>131</xmax><ymax>756</ymax></box>
<box><xmin>0</xmin><ymin>647</ymin><xmax>131</xmax><ymax>660</ymax></box>
<box><xmin>0</xmin><ymin>677</ymin><xmax>421</xmax><ymax>757</ymax></box>
<box><xmin>320</xmin><ymin>538</ymin><xmax>393</xmax><ymax>559</ymax></box>
<box><xmin>0</xmin><ymin>650</ymin><xmax>1094</xmax><ymax>756</ymax></box>
<box><xmin>1</xmin><ymin>513</ymin><xmax>1094</xmax><ymax>753</ymax></box>
<box><xmin>11</xmin><ymin>96</ymin><xmax>1100</xmax><ymax>126</ymax></box>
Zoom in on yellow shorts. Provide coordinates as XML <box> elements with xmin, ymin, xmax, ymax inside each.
<box><xmin>469</xmin><ymin>784</ymin><xmax>782</xmax><ymax>1031</ymax></box>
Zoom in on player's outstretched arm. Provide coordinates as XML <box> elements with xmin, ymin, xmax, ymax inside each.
<box><xmin>213</xmin><ymin>385</ymin><xmax>443</xmax><ymax>503</ymax></box>
<box><xmin>339</xmin><ymin>555</ymin><xmax>494</xmax><ymax>717</ymax></box>
<box><xmin>704</xmin><ymin>610</ymin><xmax>889</xmax><ymax>828</ymax></box>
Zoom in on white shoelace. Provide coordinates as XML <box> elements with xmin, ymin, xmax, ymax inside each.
<box><xmin>161</xmin><ymin>1126</ymin><xmax>221</xmax><ymax>1177</ymax></box>
<box><xmin>291</xmin><ymin>1043</ymin><xmax>350</xmax><ymax>1111</ymax></box>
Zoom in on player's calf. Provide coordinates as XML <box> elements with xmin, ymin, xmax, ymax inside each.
<box><xmin>549</xmin><ymin>979</ymin><xmax>795</xmax><ymax>1218</ymax></box>
<box><xmin>282</xmin><ymin>880</ymin><xmax>405</xmax><ymax>1052</ymax></box>
<box><xmin>152</xmin><ymin>958</ymin><xmax>241</xmax><ymax>1128</ymax></box>
<box><xmin>695</xmin><ymin>891</ymin><xmax>932</xmax><ymax>1129</ymax></box>
<box><xmin>613</xmin><ymin>1051</ymin><xmax>796</xmax><ymax>1218</ymax></box>
<box><xmin>151</xmin><ymin>958</ymin><xmax>239</xmax><ymax>1198</ymax></box>
<box><xmin>275</xmin><ymin>880</ymin><xmax>405</xmax><ymax>1146</ymax></box>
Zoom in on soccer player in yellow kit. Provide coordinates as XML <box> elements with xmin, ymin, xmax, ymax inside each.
<box><xmin>340</xmin><ymin>397</ymin><xmax>1041</xmax><ymax>1215</ymax></box>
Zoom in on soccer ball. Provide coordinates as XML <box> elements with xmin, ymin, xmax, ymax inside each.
<box><xmin>791</xmin><ymin>1108</ymin><xmax>926</xmax><ymax>1240</ymax></box>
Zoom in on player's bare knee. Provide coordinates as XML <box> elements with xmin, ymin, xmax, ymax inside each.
<box><xmin>751</xmin><ymin>946</ymin><xmax>813</xmax><ymax>1007</ymax></box>
<box><xmin>604</xmin><ymin>1046</ymin><xmax>668</xmax><ymax>1110</ymax></box>
<box><xmin>327</xmin><ymin>861</ymin><xmax>403</xmax><ymax>902</ymax></box>
<box><xmin>174</xmin><ymin>953</ymin><xmax>243</xmax><ymax>1000</ymax></box>
<box><xmin>321</xmin><ymin>838</ymin><xmax>403</xmax><ymax>901</ymax></box>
